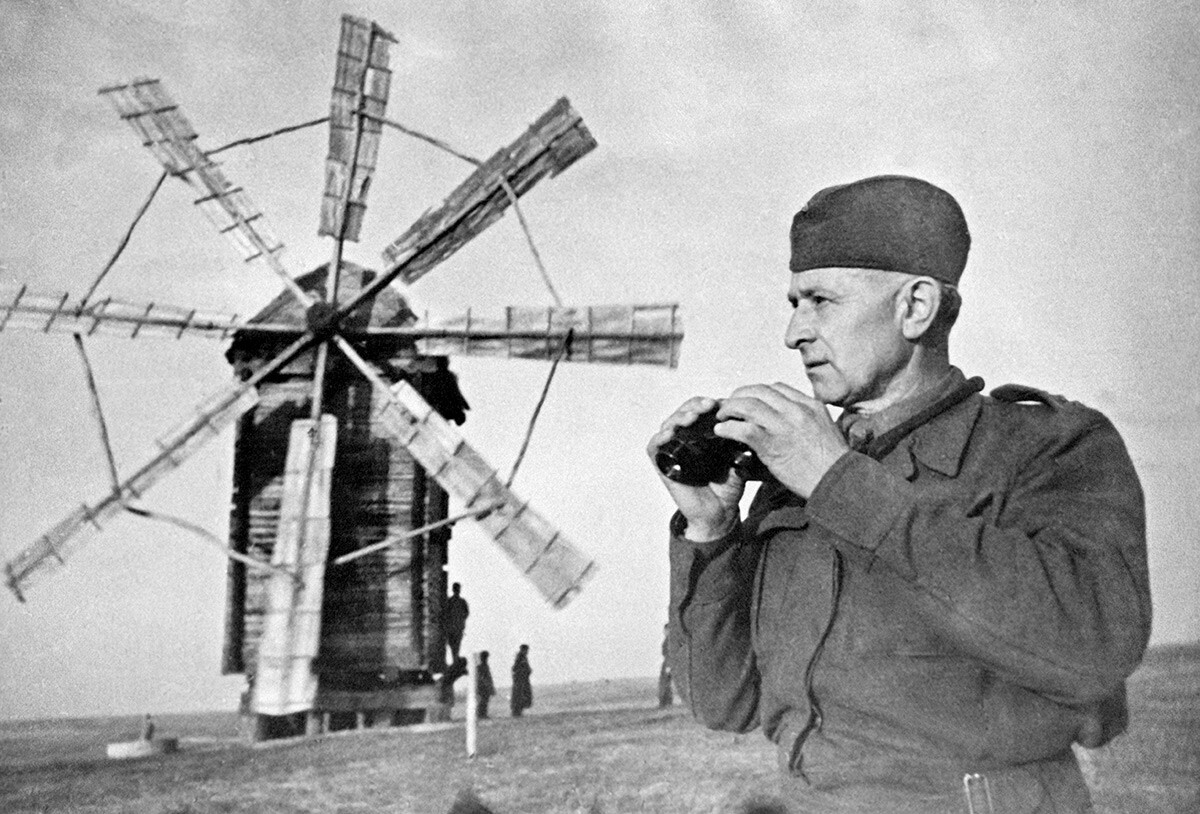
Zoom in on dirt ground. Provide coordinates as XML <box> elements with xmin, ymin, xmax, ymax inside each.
<box><xmin>1</xmin><ymin>646</ymin><xmax>1196</xmax><ymax>813</ymax></box>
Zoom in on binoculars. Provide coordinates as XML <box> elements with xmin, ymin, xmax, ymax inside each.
<box><xmin>655</xmin><ymin>405</ymin><xmax>768</xmax><ymax>486</ymax></box>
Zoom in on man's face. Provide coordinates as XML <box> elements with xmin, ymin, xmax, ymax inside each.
<box><xmin>785</xmin><ymin>267</ymin><xmax>912</xmax><ymax>408</ymax></box>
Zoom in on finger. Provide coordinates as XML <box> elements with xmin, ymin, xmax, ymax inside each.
<box><xmin>649</xmin><ymin>396</ymin><xmax>720</xmax><ymax>457</ymax></box>
<box><xmin>727</xmin><ymin>386</ymin><xmax>828</xmax><ymax>424</ymax></box>
<box><xmin>712</xmin><ymin>414</ymin><xmax>756</xmax><ymax>446</ymax></box>
<box><xmin>725</xmin><ymin>385</ymin><xmax>808</xmax><ymax>417</ymax></box>
<box><xmin>646</xmin><ymin>427</ymin><xmax>674</xmax><ymax>458</ymax></box>
<box><xmin>767</xmin><ymin>381</ymin><xmax>819</xmax><ymax>405</ymax></box>
<box><xmin>750</xmin><ymin>384</ymin><xmax>821</xmax><ymax>415</ymax></box>
<box><xmin>726</xmin><ymin>383</ymin><xmax>782</xmax><ymax>402</ymax></box>
<box><xmin>718</xmin><ymin>394</ymin><xmax>783</xmax><ymax>426</ymax></box>
<box><xmin>660</xmin><ymin>396</ymin><xmax>719</xmax><ymax>432</ymax></box>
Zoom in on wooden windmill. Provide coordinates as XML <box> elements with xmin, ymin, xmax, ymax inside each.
<box><xmin>1</xmin><ymin>15</ymin><xmax>682</xmax><ymax>736</ymax></box>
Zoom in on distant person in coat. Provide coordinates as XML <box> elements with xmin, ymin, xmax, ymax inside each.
<box><xmin>476</xmin><ymin>651</ymin><xmax>496</xmax><ymax>719</ymax></box>
<box><xmin>439</xmin><ymin>655</ymin><xmax>468</xmax><ymax>704</ymax></box>
<box><xmin>658</xmin><ymin>624</ymin><xmax>674</xmax><ymax>708</ymax></box>
<box><xmin>510</xmin><ymin>644</ymin><xmax>533</xmax><ymax>717</ymax></box>
<box><xmin>443</xmin><ymin>582</ymin><xmax>470</xmax><ymax>662</ymax></box>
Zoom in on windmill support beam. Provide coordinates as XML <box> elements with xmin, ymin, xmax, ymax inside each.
<box><xmin>73</xmin><ymin>335</ymin><xmax>122</xmax><ymax>493</ymax></box>
<box><xmin>332</xmin><ymin>501</ymin><xmax>505</xmax><ymax>566</ymax></box>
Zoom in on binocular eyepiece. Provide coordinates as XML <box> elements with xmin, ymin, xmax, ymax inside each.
<box><xmin>655</xmin><ymin>405</ymin><xmax>768</xmax><ymax>486</ymax></box>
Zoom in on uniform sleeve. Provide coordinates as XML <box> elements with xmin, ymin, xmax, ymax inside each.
<box><xmin>666</xmin><ymin>512</ymin><xmax>762</xmax><ymax>733</ymax></box>
<box><xmin>804</xmin><ymin>411</ymin><xmax>1150</xmax><ymax>706</ymax></box>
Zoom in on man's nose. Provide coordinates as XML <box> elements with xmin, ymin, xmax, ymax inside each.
<box><xmin>785</xmin><ymin>309</ymin><xmax>814</xmax><ymax>349</ymax></box>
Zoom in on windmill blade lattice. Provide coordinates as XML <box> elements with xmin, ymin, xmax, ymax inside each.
<box><xmin>319</xmin><ymin>15</ymin><xmax>396</xmax><ymax>243</ymax></box>
<box><xmin>0</xmin><ymin>285</ymin><xmax>684</xmax><ymax>369</ymax></box>
<box><xmin>381</xmin><ymin>98</ymin><xmax>596</xmax><ymax>284</ymax></box>
<box><xmin>99</xmin><ymin>79</ymin><xmax>310</xmax><ymax>306</ymax></box>
<box><xmin>0</xmin><ymin>285</ymin><xmax>291</xmax><ymax>340</ymax></box>
<box><xmin>414</xmin><ymin>304</ymin><xmax>683</xmax><ymax>368</ymax></box>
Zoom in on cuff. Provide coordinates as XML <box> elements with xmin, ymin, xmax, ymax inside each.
<box><xmin>668</xmin><ymin>512</ymin><xmax>751</xmax><ymax>602</ymax></box>
<box><xmin>805</xmin><ymin>451</ymin><xmax>913</xmax><ymax>556</ymax></box>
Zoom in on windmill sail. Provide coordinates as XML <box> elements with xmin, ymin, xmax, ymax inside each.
<box><xmin>373</xmin><ymin>378</ymin><xmax>595</xmax><ymax>608</ymax></box>
<box><xmin>4</xmin><ymin>379</ymin><xmax>259</xmax><ymax>600</ymax></box>
<box><xmin>252</xmin><ymin>416</ymin><xmax>337</xmax><ymax>716</ymax></box>
<box><xmin>412</xmin><ymin>304</ymin><xmax>684</xmax><ymax>368</ymax></box>
<box><xmin>0</xmin><ymin>285</ymin><xmax>300</xmax><ymax>340</ymax></box>
<box><xmin>380</xmin><ymin>98</ymin><xmax>597</xmax><ymax>284</ymax></box>
<box><xmin>318</xmin><ymin>15</ymin><xmax>396</xmax><ymax>242</ymax></box>
<box><xmin>98</xmin><ymin>79</ymin><xmax>307</xmax><ymax>304</ymax></box>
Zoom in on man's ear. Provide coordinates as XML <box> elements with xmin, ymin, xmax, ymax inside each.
<box><xmin>898</xmin><ymin>277</ymin><xmax>941</xmax><ymax>340</ymax></box>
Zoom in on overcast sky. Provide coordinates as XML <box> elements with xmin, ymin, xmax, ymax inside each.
<box><xmin>0</xmin><ymin>0</ymin><xmax>1196</xmax><ymax>721</ymax></box>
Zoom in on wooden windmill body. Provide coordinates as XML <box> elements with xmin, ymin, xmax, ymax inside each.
<box><xmin>224</xmin><ymin>263</ymin><xmax>464</xmax><ymax>733</ymax></box>
<box><xmin>1</xmin><ymin>14</ymin><xmax>683</xmax><ymax>739</ymax></box>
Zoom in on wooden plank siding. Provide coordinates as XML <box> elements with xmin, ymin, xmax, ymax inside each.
<box><xmin>223</xmin><ymin>355</ymin><xmax>453</xmax><ymax>679</ymax></box>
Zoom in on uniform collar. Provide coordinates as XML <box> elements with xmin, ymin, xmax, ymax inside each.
<box><xmin>902</xmin><ymin>390</ymin><xmax>982</xmax><ymax>477</ymax></box>
<box><xmin>839</xmin><ymin>367</ymin><xmax>967</xmax><ymax>443</ymax></box>
<box><xmin>854</xmin><ymin>367</ymin><xmax>984</xmax><ymax>479</ymax></box>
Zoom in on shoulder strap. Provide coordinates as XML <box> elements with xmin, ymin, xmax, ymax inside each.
<box><xmin>991</xmin><ymin>383</ymin><xmax>1071</xmax><ymax>410</ymax></box>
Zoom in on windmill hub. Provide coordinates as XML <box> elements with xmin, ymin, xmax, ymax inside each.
<box><xmin>304</xmin><ymin>301</ymin><xmax>340</xmax><ymax>338</ymax></box>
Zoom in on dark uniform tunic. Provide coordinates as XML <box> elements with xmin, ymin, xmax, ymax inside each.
<box><xmin>511</xmin><ymin>651</ymin><xmax>533</xmax><ymax>717</ymax></box>
<box><xmin>667</xmin><ymin>371</ymin><xmax>1150</xmax><ymax>813</ymax></box>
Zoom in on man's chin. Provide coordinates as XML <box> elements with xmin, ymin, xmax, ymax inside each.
<box><xmin>805</xmin><ymin>374</ymin><xmax>846</xmax><ymax>406</ymax></box>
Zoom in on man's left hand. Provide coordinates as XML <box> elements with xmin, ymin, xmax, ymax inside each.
<box><xmin>716</xmin><ymin>383</ymin><xmax>850</xmax><ymax>499</ymax></box>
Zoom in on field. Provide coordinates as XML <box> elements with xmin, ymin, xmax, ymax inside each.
<box><xmin>1</xmin><ymin>645</ymin><xmax>1196</xmax><ymax>813</ymax></box>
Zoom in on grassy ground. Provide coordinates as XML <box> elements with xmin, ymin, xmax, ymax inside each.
<box><xmin>1</xmin><ymin>645</ymin><xmax>1196</xmax><ymax>813</ymax></box>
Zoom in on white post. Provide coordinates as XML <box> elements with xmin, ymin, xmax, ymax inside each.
<box><xmin>465</xmin><ymin>650</ymin><xmax>478</xmax><ymax>758</ymax></box>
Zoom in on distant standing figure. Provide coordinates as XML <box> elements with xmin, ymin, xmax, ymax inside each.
<box><xmin>443</xmin><ymin>582</ymin><xmax>470</xmax><ymax>662</ymax></box>
<box><xmin>439</xmin><ymin>655</ymin><xmax>468</xmax><ymax>704</ymax></box>
<box><xmin>140</xmin><ymin>713</ymin><xmax>155</xmax><ymax>741</ymax></box>
<box><xmin>476</xmin><ymin>651</ymin><xmax>496</xmax><ymax>719</ymax></box>
<box><xmin>510</xmin><ymin>644</ymin><xmax>533</xmax><ymax>717</ymax></box>
<box><xmin>658</xmin><ymin>624</ymin><xmax>674</xmax><ymax>708</ymax></box>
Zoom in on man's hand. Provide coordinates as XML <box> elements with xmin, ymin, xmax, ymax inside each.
<box><xmin>717</xmin><ymin>383</ymin><xmax>849</xmax><ymax>499</ymax></box>
<box><xmin>647</xmin><ymin>396</ymin><xmax>746</xmax><ymax>542</ymax></box>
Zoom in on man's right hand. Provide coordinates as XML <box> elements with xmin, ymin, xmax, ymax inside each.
<box><xmin>647</xmin><ymin>396</ymin><xmax>746</xmax><ymax>542</ymax></box>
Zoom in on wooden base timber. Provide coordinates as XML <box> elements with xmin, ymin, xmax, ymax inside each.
<box><xmin>244</xmin><ymin>682</ymin><xmax>451</xmax><ymax>742</ymax></box>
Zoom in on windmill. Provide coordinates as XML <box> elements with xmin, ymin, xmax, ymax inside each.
<box><xmin>1</xmin><ymin>15</ymin><xmax>682</xmax><ymax>737</ymax></box>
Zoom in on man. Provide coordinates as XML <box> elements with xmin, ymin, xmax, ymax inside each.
<box><xmin>443</xmin><ymin>582</ymin><xmax>470</xmax><ymax>662</ymax></box>
<box><xmin>510</xmin><ymin>644</ymin><xmax>533</xmax><ymax>717</ymax></box>
<box><xmin>476</xmin><ymin>650</ymin><xmax>496</xmax><ymax>719</ymax></box>
<box><xmin>648</xmin><ymin>175</ymin><xmax>1151</xmax><ymax>813</ymax></box>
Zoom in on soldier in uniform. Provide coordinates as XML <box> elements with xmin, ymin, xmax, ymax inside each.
<box><xmin>443</xmin><ymin>582</ymin><xmax>470</xmax><ymax>662</ymax></box>
<box><xmin>476</xmin><ymin>650</ymin><xmax>496</xmax><ymax>719</ymax></box>
<box><xmin>510</xmin><ymin>644</ymin><xmax>533</xmax><ymax>717</ymax></box>
<box><xmin>648</xmin><ymin>176</ymin><xmax>1151</xmax><ymax>813</ymax></box>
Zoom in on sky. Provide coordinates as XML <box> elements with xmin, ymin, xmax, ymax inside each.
<box><xmin>0</xmin><ymin>0</ymin><xmax>1197</xmax><ymax>721</ymax></box>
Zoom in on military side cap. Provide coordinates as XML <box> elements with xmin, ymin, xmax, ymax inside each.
<box><xmin>789</xmin><ymin>175</ymin><xmax>970</xmax><ymax>285</ymax></box>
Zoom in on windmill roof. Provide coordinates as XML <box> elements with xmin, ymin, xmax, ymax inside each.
<box><xmin>249</xmin><ymin>260</ymin><xmax>416</xmax><ymax>331</ymax></box>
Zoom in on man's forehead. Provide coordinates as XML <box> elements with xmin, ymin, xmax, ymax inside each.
<box><xmin>788</xmin><ymin>266</ymin><xmax>883</xmax><ymax>292</ymax></box>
